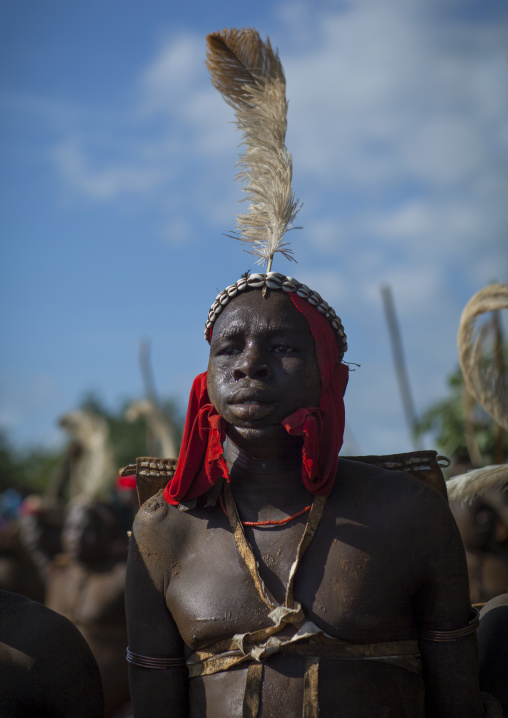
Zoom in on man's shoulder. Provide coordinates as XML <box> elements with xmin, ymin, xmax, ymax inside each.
<box><xmin>132</xmin><ymin>489</ymin><xmax>180</xmax><ymax>543</ymax></box>
<box><xmin>136</xmin><ymin>487</ymin><xmax>170</xmax><ymax>519</ymax></box>
<box><xmin>132</xmin><ymin>488</ymin><xmax>211</xmax><ymax>554</ymax></box>
<box><xmin>0</xmin><ymin>588</ymin><xmax>97</xmax><ymax>656</ymax></box>
<box><xmin>333</xmin><ymin>456</ymin><xmax>449</xmax><ymax>522</ymax></box>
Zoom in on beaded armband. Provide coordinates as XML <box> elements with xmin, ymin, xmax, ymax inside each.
<box><xmin>419</xmin><ymin>609</ymin><xmax>480</xmax><ymax>642</ymax></box>
<box><xmin>204</xmin><ymin>272</ymin><xmax>347</xmax><ymax>357</ymax></box>
<box><xmin>126</xmin><ymin>647</ymin><xmax>186</xmax><ymax>669</ymax></box>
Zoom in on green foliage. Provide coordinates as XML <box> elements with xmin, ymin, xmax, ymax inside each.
<box><xmin>415</xmin><ymin>366</ymin><xmax>507</xmax><ymax>466</ymax></box>
<box><xmin>0</xmin><ymin>430</ymin><xmax>64</xmax><ymax>495</ymax></box>
<box><xmin>1</xmin><ymin>393</ymin><xmax>183</xmax><ymax>496</ymax></box>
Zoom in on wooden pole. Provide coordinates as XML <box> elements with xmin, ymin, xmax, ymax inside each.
<box><xmin>381</xmin><ymin>285</ymin><xmax>421</xmax><ymax>451</ymax></box>
<box><xmin>139</xmin><ymin>339</ymin><xmax>159</xmax><ymax>406</ymax></box>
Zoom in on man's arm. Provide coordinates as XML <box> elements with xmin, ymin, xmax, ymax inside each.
<box><xmin>125</xmin><ymin>501</ymin><xmax>189</xmax><ymax>718</ymax></box>
<box><xmin>413</xmin><ymin>486</ymin><xmax>485</xmax><ymax>717</ymax></box>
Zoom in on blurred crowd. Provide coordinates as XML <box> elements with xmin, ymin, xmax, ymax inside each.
<box><xmin>0</xmin><ymin>384</ymin><xmax>182</xmax><ymax>716</ymax></box>
<box><xmin>0</xmin><ymin>478</ymin><xmax>137</xmax><ymax>717</ymax></box>
<box><xmin>450</xmin><ymin>485</ymin><xmax>508</xmax><ymax>605</ymax></box>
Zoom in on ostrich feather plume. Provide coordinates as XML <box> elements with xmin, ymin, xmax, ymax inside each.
<box><xmin>59</xmin><ymin>409</ymin><xmax>115</xmax><ymax>501</ymax></box>
<box><xmin>206</xmin><ymin>28</ymin><xmax>301</xmax><ymax>270</ymax></box>
<box><xmin>446</xmin><ymin>464</ymin><xmax>508</xmax><ymax>503</ymax></box>
<box><xmin>457</xmin><ymin>282</ymin><xmax>508</xmax><ymax>432</ymax></box>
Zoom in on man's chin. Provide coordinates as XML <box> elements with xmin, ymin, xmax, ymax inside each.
<box><xmin>226</xmin><ymin>423</ymin><xmax>285</xmax><ymax>442</ymax></box>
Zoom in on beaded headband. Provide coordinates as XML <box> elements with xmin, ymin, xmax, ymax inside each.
<box><xmin>204</xmin><ymin>29</ymin><xmax>347</xmax><ymax>358</ymax></box>
<box><xmin>204</xmin><ymin>271</ymin><xmax>348</xmax><ymax>358</ymax></box>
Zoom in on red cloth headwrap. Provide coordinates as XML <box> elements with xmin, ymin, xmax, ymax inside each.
<box><xmin>282</xmin><ymin>294</ymin><xmax>349</xmax><ymax>495</ymax></box>
<box><xmin>164</xmin><ymin>373</ymin><xmax>228</xmax><ymax>505</ymax></box>
<box><xmin>163</xmin><ymin>295</ymin><xmax>349</xmax><ymax>506</ymax></box>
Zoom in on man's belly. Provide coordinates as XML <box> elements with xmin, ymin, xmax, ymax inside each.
<box><xmin>188</xmin><ymin>654</ymin><xmax>425</xmax><ymax>718</ymax></box>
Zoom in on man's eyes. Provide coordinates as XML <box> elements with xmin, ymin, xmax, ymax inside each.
<box><xmin>271</xmin><ymin>345</ymin><xmax>297</xmax><ymax>354</ymax></box>
<box><xmin>216</xmin><ymin>342</ymin><xmax>299</xmax><ymax>356</ymax></box>
<box><xmin>218</xmin><ymin>345</ymin><xmax>241</xmax><ymax>355</ymax></box>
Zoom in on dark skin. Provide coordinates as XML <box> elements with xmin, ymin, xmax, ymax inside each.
<box><xmin>126</xmin><ymin>290</ymin><xmax>485</xmax><ymax>717</ymax></box>
<box><xmin>0</xmin><ymin>589</ymin><xmax>104</xmax><ymax>717</ymax></box>
<box><xmin>451</xmin><ymin>498</ymin><xmax>508</xmax><ymax>604</ymax></box>
<box><xmin>45</xmin><ymin>501</ymin><xmax>130</xmax><ymax>718</ymax></box>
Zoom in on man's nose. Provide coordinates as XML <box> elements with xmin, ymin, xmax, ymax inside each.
<box><xmin>232</xmin><ymin>344</ymin><xmax>270</xmax><ymax>381</ymax></box>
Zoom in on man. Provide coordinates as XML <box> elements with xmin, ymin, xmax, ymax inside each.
<box><xmin>125</xmin><ymin>28</ymin><xmax>497</xmax><ymax>717</ymax></box>
<box><xmin>451</xmin><ymin>495</ymin><xmax>508</xmax><ymax>604</ymax></box>
<box><xmin>45</xmin><ymin>498</ymin><xmax>130</xmax><ymax>718</ymax></box>
<box><xmin>125</xmin><ymin>280</ymin><xmax>491</xmax><ymax>717</ymax></box>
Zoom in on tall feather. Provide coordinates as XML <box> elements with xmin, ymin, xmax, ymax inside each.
<box><xmin>206</xmin><ymin>28</ymin><xmax>301</xmax><ymax>271</ymax></box>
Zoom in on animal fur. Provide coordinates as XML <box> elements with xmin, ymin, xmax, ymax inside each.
<box><xmin>446</xmin><ymin>464</ymin><xmax>508</xmax><ymax>503</ymax></box>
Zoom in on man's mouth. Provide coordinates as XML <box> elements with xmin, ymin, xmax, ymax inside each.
<box><xmin>228</xmin><ymin>393</ymin><xmax>276</xmax><ymax>420</ymax></box>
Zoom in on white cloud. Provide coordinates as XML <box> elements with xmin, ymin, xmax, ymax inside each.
<box><xmin>281</xmin><ymin>0</ymin><xmax>507</xmax><ymax>204</ymax></box>
<box><xmin>139</xmin><ymin>34</ymin><xmax>205</xmax><ymax>113</ymax></box>
<box><xmin>52</xmin><ymin>137</ymin><xmax>166</xmax><ymax>200</ymax></box>
<box><xmin>138</xmin><ymin>33</ymin><xmax>234</xmax><ymax>157</ymax></box>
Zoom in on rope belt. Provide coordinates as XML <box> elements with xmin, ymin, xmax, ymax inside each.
<box><xmin>186</xmin><ymin>625</ymin><xmax>422</xmax><ymax>679</ymax></box>
<box><xmin>188</xmin><ymin>633</ymin><xmax>422</xmax><ymax>718</ymax></box>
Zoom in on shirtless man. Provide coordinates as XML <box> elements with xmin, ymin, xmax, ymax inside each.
<box><xmin>125</xmin><ymin>285</ymin><xmax>489</xmax><ymax>717</ymax></box>
<box><xmin>451</xmin><ymin>496</ymin><xmax>508</xmax><ymax>604</ymax></box>
<box><xmin>45</xmin><ymin>498</ymin><xmax>130</xmax><ymax>717</ymax></box>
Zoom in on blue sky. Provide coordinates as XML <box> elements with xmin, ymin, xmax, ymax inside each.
<box><xmin>1</xmin><ymin>0</ymin><xmax>507</xmax><ymax>458</ymax></box>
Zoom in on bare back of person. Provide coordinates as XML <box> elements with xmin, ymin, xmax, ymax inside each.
<box><xmin>0</xmin><ymin>589</ymin><xmax>104</xmax><ymax>717</ymax></box>
<box><xmin>45</xmin><ymin>499</ymin><xmax>130</xmax><ymax>718</ymax></box>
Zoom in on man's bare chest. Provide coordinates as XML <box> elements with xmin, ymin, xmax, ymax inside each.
<box><xmin>164</xmin><ymin>511</ymin><xmax>419</xmax><ymax>651</ymax></box>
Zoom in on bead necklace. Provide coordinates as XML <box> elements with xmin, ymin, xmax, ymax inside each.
<box><xmin>219</xmin><ymin>493</ymin><xmax>311</xmax><ymax>527</ymax></box>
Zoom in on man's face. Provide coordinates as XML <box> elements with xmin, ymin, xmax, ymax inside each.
<box><xmin>207</xmin><ymin>290</ymin><xmax>321</xmax><ymax>429</ymax></box>
<box><xmin>451</xmin><ymin>499</ymin><xmax>497</xmax><ymax>551</ymax></box>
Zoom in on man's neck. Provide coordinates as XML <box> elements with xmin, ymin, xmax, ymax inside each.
<box><xmin>225</xmin><ymin>425</ymin><xmax>312</xmax><ymax>516</ymax></box>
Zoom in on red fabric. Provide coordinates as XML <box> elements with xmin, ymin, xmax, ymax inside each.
<box><xmin>116</xmin><ymin>474</ymin><xmax>137</xmax><ymax>490</ymax></box>
<box><xmin>163</xmin><ymin>295</ymin><xmax>349</xmax><ymax>506</ymax></box>
<box><xmin>282</xmin><ymin>294</ymin><xmax>349</xmax><ymax>495</ymax></box>
<box><xmin>164</xmin><ymin>374</ymin><xmax>228</xmax><ymax>505</ymax></box>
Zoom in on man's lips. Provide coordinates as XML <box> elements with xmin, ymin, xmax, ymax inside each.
<box><xmin>228</xmin><ymin>402</ymin><xmax>275</xmax><ymax>420</ymax></box>
<box><xmin>228</xmin><ymin>392</ymin><xmax>276</xmax><ymax>420</ymax></box>
<box><xmin>229</xmin><ymin>387</ymin><xmax>275</xmax><ymax>404</ymax></box>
